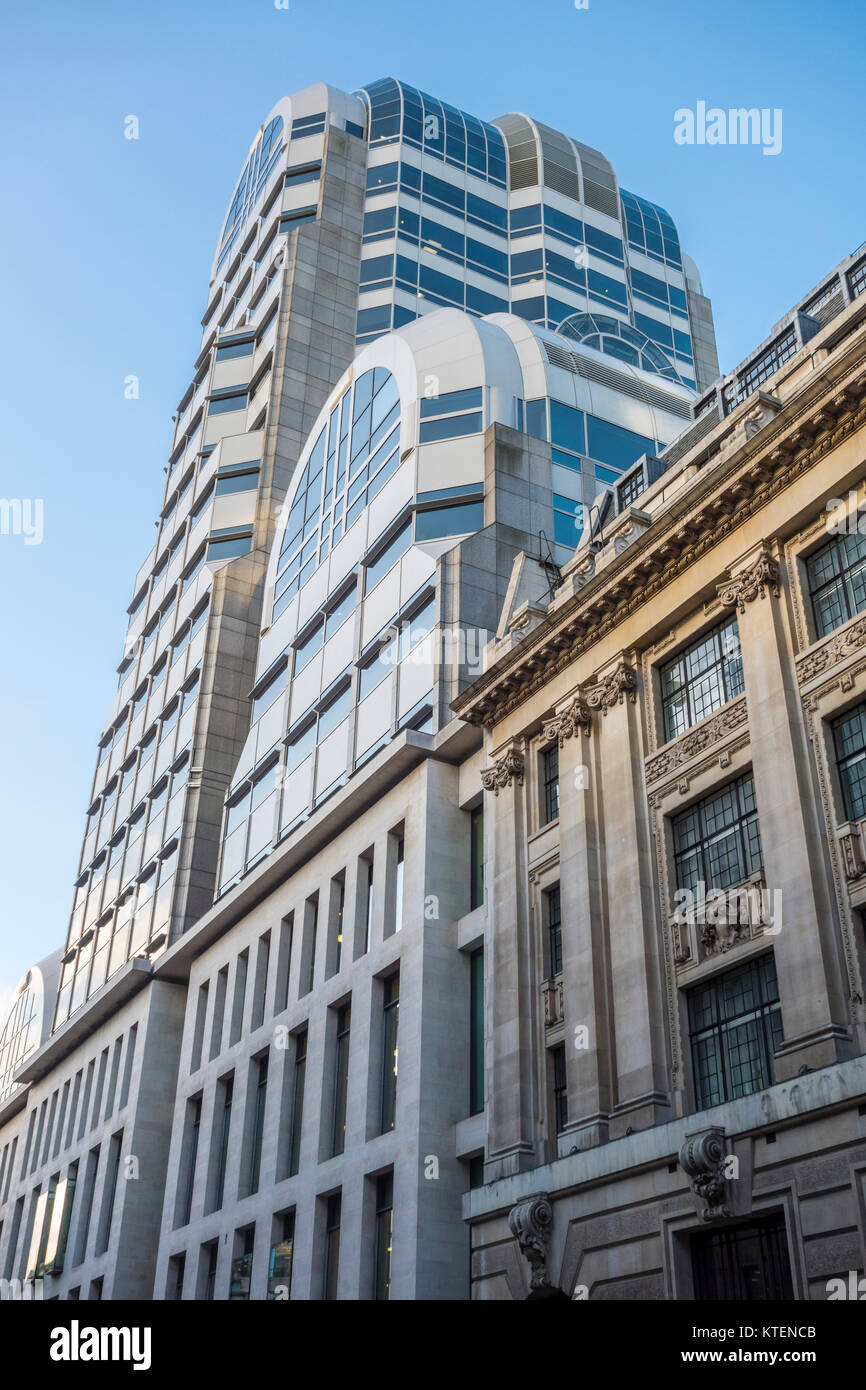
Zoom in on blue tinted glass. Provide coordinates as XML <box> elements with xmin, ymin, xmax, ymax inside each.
<box><xmin>550</xmin><ymin>401</ymin><xmax>585</xmax><ymax>455</ymax></box>
<box><xmin>415</xmin><ymin>502</ymin><xmax>484</xmax><ymax>541</ymax></box>
<box><xmin>586</xmin><ymin>416</ymin><xmax>653</xmax><ymax>471</ymax></box>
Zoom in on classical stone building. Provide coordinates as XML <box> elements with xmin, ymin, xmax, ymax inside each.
<box><xmin>454</xmin><ymin>245</ymin><xmax>866</xmax><ymax>1299</ymax></box>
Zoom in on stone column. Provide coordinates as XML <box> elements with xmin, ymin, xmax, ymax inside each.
<box><xmin>591</xmin><ymin>659</ymin><xmax>671</xmax><ymax>1136</ymax></box>
<box><xmin>543</xmin><ymin>693</ymin><xmax>612</xmax><ymax>1148</ymax></box>
<box><xmin>720</xmin><ymin>542</ymin><xmax>852</xmax><ymax>1076</ymax></box>
<box><xmin>482</xmin><ymin>738</ymin><xmax>541</xmax><ymax>1179</ymax></box>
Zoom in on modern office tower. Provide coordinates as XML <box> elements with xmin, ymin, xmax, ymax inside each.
<box><xmin>0</xmin><ymin>75</ymin><xmax>726</xmax><ymax>1300</ymax></box>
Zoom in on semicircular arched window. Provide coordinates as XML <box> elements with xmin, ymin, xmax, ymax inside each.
<box><xmin>558</xmin><ymin>311</ymin><xmax>684</xmax><ymax>385</ymax></box>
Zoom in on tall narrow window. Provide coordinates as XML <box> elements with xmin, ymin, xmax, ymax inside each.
<box><xmin>178</xmin><ymin>1095</ymin><xmax>201</xmax><ymax>1226</ymax></box>
<box><xmin>660</xmin><ymin>615</ymin><xmax>744</xmax><ymax>741</ymax></box>
<box><xmin>212</xmin><ymin>1075</ymin><xmax>233</xmax><ymax>1211</ymax></box>
<box><xmin>394</xmin><ymin>837</ymin><xmax>404</xmax><ymax>932</ymax></box>
<box><xmin>95</xmin><ymin>1130</ymin><xmax>122</xmax><ymax>1255</ymax></box>
<box><xmin>251</xmin><ymin>932</ymin><xmax>270</xmax><ymax>1031</ymax></box>
<box><xmin>190</xmin><ymin>983</ymin><xmax>208</xmax><ymax>1072</ymax></box>
<box><xmin>288</xmin><ymin>1029</ymin><xmax>307</xmax><ymax>1178</ymax></box>
<box><xmin>302</xmin><ymin>896</ymin><xmax>318</xmax><ymax>995</ymax></box>
<box><xmin>169</xmin><ymin>1253</ymin><xmax>185</xmax><ymax>1300</ymax></box>
<box><xmin>374</xmin><ymin>1172</ymin><xmax>393</xmax><ymax>1301</ymax></box>
<box><xmin>229</xmin><ymin>950</ymin><xmax>248</xmax><ymax>1046</ymax></box>
<box><xmin>364</xmin><ymin>859</ymin><xmax>374</xmax><ymax>953</ymax></box>
<box><xmin>209</xmin><ymin>965</ymin><xmax>228</xmax><ymax>1060</ymax></box>
<box><xmin>268</xmin><ymin>1210</ymin><xmax>295</xmax><ymax>1299</ymax></box>
<box><xmin>248</xmin><ymin>1052</ymin><xmax>269</xmax><ymax>1196</ymax></box>
<box><xmin>546</xmin><ymin>886</ymin><xmax>562</xmax><ymax>977</ymax></box>
<box><xmin>332</xmin><ymin>1004</ymin><xmax>351</xmax><ymax>1156</ymax></box>
<box><xmin>542</xmin><ymin>745</ymin><xmax>560</xmax><ymax>824</ymax></box>
<box><xmin>552</xmin><ymin>1045</ymin><xmax>567</xmax><ymax>1134</ymax></box>
<box><xmin>380</xmin><ymin>973</ymin><xmax>399</xmax><ymax>1133</ymax></box>
<box><xmin>469</xmin><ymin>948</ymin><xmax>484</xmax><ymax>1115</ymax></box>
<box><xmin>330</xmin><ymin>876</ymin><xmax>345</xmax><ymax>975</ymax></box>
<box><xmin>202</xmin><ymin>1240</ymin><xmax>218</xmax><ymax>1300</ymax></box>
<box><xmin>230</xmin><ymin>1226</ymin><xmax>255</xmax><ymax>1300</ymax></box>
<box><xmin>323</xmin><ymin>1193</ymin><xmax>341</xmax><ymax>1300</ymax></box>
<box><xmin>275</xmin><ymin>913</ymin><xmax>293</xmax><ymax>1013</ymax></box>
<box><xmin>469</xmin><ymin>806</ymin><xmax>484</xmax><ymax>910</ymax></box>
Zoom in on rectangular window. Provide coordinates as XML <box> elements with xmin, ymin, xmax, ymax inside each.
<box><xmin>833</xmin><ymin>702</ymin><xmax>866</xmax><ymax>822</ymax></box>
<box><xmin>673</xmin><ymin>773</ymin><xmax>763</xmax><ymax>894</ymax></box>
<box><xmin>374</xmin><ymin>1172</ymin><xmax>393</xmax><ymax>1301</ymax></box>
<box><xmin>381</xmin><ymin>973</ymin><xmax>399</xmax><ymax>1133</ymax></box>
<box><xmin>331</xmin><ymin>1004</ymin><xmax>351</xmax><ymax>1157</ymax></box>
<box><xmin>552</xmin><ymin>1045</ymin><xmax>567</xmax><ymax>1133</ymax></box>
<box><xmin>542</xmin><ymin>745</ymin><xmax>560</xmax><ymax>824</ymax></box>
<box><xmin>251</xmin><ymin>932</ymin><xmax>271</xmax><ymax>1031</ymax></box>
<box><xmin>208</xmin><ymin>391</ymin><xmax>248</xmax><ymax>415</ymax></box>
<box><xmin>301</xmin><ymin>895</ymin><xmax>318</xmax><ymax>995</ymax></box>
<box><xmin>246</xmin><ymin>1052</ymin><xmax>268</xmax><ymax>1196</ymax></box>
<box><xmin>688</xmin><ymin>953</ymin><xmax>782</xmax><ymax>1108</ymax></box>
<box><xmin>210</xmin><ymin>1074</ymin><xmax>233</xmax><ymax>1212</ymax></box>
<box><xmin>470</xmin><ymin>948</ymin><xmax>484</xmax><ymax>1116</ymax></box>
<box><xmin>229</xmin><ymin>949</ymin><xmax>248</xmax><ymax>1045</ymax></box>
<box><xmin>329</xmin><ymin>875</ymin><xmax>345</xmax><ymax>975</ymax></box>
<box><xmin>546</xmin><ymin>886</ymin><xmax>563</xmax><ymax>977</ymax></box>
<box><xmin>268</xmin><ymin>1210</ymin><xmax>295</xmax><ymax>1299</ymax></box>
<box><xmin>201</xmin><ymin>1240</ymin><xmax>218</xmax><ymax>1300</ymax></box>
<box><xmin>275</xmin><ymin>913</ymin><xmax>293</xmax><ymax>1012</ymax></box>
<box><xmin>95</xmin><ymin>1130</ymin><xmax>122</xmax><ymax>1255</ymax></box>
<box><xmin>209</xmin><ymin>966</ymin><xmax>228</xmax><ymax>1060</ymax></box>
<box><xmin>414</xmin><ymin>500</ymin><xmax>483</xmax><ymax>540</ymax></box>
<box><xmin>470</xmin><ymin>806</ymin><xmax>484</xmax><ymax>910</ymax></box>
<box><xmin>809</xmin><ymin>531</ymin><xmax>866</xmax><ymax>637</ymax></box>
<box><xmin>323</xmin><ymin>1193</ymin><xmax>341</xmax><ymax>1300</ymax></box>
<box><xmin>660</xmin><ymin>617</ymin><xmax>744</xmax><ymax>742</ymax></box>
<box><xmin>72</xmin><ymin>1146</ymin><xmax>99</xmax><ymax>1267</ymax></box>
<box><xmin>168</xmin><ymin>1253</ymin><xmax>185</xmax><ymax>1300</ymax></box>
<box><xmin>363</xmin><ymin>856</ymin><xmax>374</xmax><ymax>954</ymax></box>
<box><xmin>288</xmin><ymin>1030</ymin><xmax>307</xmax><ymax>1178</ymax></box>
<box><xmin>230</xmin><ymin>1226</ymin><xmax>255</xmax><ymax>1300</ymax></box>
<box><xmin>691</xmin><ymin>1212</ymin><xmax>793</xmax><ymax>1300</ymax></box>
<box><xmin>177</xmin><ymin>1095</ymin><xmax>201</xmax><ymax>1227</ymax></box>
<box><xmin>190</xmin><ymin>983</ymin><xmax>208</xmax><ymax>1073</ymax></box>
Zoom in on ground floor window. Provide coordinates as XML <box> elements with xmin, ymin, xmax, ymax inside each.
<box><xmin>691</xmin><ymin>1213</ymin><xmax>793</xmax><ymax>1300</ymax></box>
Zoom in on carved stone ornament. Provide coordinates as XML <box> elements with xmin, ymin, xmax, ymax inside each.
<box><xmin>645</xmin><ymin>698</ymin><xmax>747</xmax><ymax>783</ymax></box>
<box><xmin>480</xmin><ymin>748</ymin><xmax>524</xmax><ymax>795</ymax></box>
<box><xmin>542</xmin><ymin>694</ymin><xmax>592</xmax><ymax>747</ymax></box>
<box><xmin>716</xmin><ymin>548</ymin><xmax>781</xmax><ymax>614</ymax></box>
<box><xmin>583</xmin><ymin>662</ymin><xmax>638</xmax><ymax>715</ymax></box>
<box><xmin>508</xmin><ymin>1194</ymin><xmax>554</xmax><ymax>1292</ymax></box>
<box><xmin>839</xmin><ymin>828</ymin><xmax>866</xmax><ymax>882</ymax></box>
<box><xmin>796</xmin><ymin>611</ymin><xmax>866</xmax><ymax>685</ymax></box>
<box><xmin>679</xmin><ymin>1128</ymin><xmax>731</xmax><ymax>1222</ymax></box>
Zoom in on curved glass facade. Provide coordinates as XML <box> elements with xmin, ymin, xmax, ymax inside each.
<box><xmin>0</xmin><ymin>973</ymin><xmax>41</xmax><ymax>1103</ymax></box>
<box><xmin>273</xmin><ymin>368</ymin><xmax>401</xmax><ymax>620</ymax></box>
<box><xmin>359</xmin><ymin>78</ymin><xmax>507</xmax><ymax>186</ymax></box>
<box><xmin>217</xmin><ymin>114</ymin><xmax>285</xmax><ymax>270</ymax></box>
<box><xmin>620</xmin><ymin>189</ymin><xmax>682</xmax><ymax>270</ymax></box>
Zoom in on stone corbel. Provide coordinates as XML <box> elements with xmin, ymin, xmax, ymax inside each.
<box><xmin>583</xmin><ymin>661</ymin><xmax>638</xmax><ymax>714</ymax></box>
<box><xmin>542</xmin><ymin>692</ymin><xmax>592</xmax><ymax>746</ymax></box>
<box><xmin>717</xmin><ymin>545</ymin><xmax>781</xmax><ymax>614</ymax></box>
<box><xmin>481</xmin><ymin>745</ymin><xmax>525</xmax><ymax>795</ymax></box>
<box><xmin>508</xmin><ymin>1194</ymin><xmax>554</xmax><ymax>1293</ymax></box>
<box><xmin>679</xmin><ymin>1127</ymin><xmax>731</xmax><ymax>1222</ymax></box>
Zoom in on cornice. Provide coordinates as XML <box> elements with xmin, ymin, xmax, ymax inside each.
<box><xmin>453</xmin><ymin>335</ymin><xmax>866</xmax><ymax>730</ymax></box>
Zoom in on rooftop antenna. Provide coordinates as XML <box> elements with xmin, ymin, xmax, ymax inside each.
<box><xmin>537</xmin><ymin>530</ymin><xmax>562</xmax><ymax>603</ymax></box>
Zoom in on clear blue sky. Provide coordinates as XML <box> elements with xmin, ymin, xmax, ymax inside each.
<box><xmin>0</xmin><ymin>0</ymin><xmax>863</xmax><ymax>999</ymax></box>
